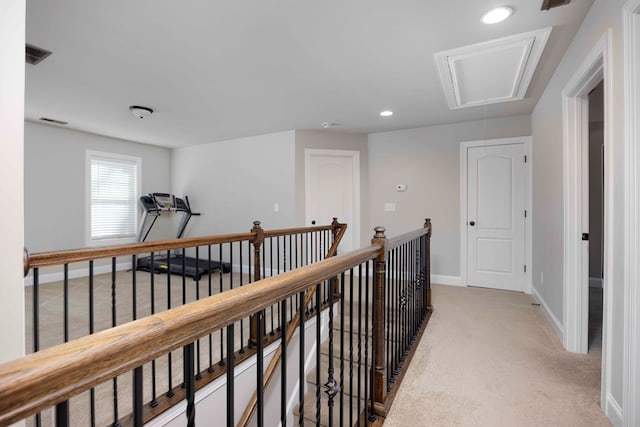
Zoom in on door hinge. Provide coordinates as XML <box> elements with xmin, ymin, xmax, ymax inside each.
<box><xmin>524</xmin><ymin>265</ymin><xmax>527</xmax><ymax>273</ymax></box>
<box><xmin>524</xmin><ymin>210</ymin><xmax>527</xmax><ymax>218</ymax></box>
<box><xmin>524</xmin><ymin>155</ymin><xmax>528</xmax><ymax>163</ymax></box>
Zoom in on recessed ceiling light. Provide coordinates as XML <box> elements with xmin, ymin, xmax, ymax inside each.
<box><xmin>380</xmin><ymin>110</ymin><xmax>393</xmax><ymax>117</ymax></box>
<box><xmin>481</xmin><ymin>6</ymin><xmax>513</xmax><ymax>24</ymax></box>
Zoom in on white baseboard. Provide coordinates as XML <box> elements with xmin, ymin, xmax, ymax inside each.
<box><xmin>431</xmin><ymin>274</ymin><xmax>464</xmax><ymax>287</ymax></box>
<box><xmin>589</xmin><ymin>277</ymin><xmax>603</xmax><ymax>288</ymax></box>
<box><xmin>531</xmin><ymin>285</ymin><xmax>563</xmax><ymax>340</ymax></box>
<box><xmin>24</xmin><ymin>261</ymin><xmax>133</xmax><ymax>286</ymax></box>
<box><xmin>605</xmin><ymin>394</ymin><xmax>623</xmax><ymax>427</ymax></box>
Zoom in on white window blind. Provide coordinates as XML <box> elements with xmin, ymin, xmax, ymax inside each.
<box><xmin>89</xmin><ymin>154</ymin><xmax>139</xmax><ymax>241</ymax></box>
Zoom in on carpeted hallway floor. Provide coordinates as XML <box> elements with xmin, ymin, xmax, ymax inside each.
<box><xmin>384</xmin><ymin>284</ymin><xmax>610</xmax><ymax>427</ymax></box>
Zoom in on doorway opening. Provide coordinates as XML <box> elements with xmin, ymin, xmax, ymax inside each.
<box><xmin>587</xmin><ymin>81</ymin><xmax>604</xmax><ymax>355</ymax></box>
<box><xmin>561</xmin><ymin>30</ymin><xmax>611</xmax><ymax>412</ymax></box>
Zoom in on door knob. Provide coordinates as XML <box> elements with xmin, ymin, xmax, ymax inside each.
<box><xmin>469</xmin><ymin>221</ymin><xmax>475</xmax><ymax>226</ymax></box>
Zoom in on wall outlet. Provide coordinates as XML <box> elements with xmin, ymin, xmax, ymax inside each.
<box><xmin>540</xmin><ymin>272</ymin><xmax>544</xmax><ymax>284</ymax></box>
<box><xmin>384</xmin><ymin>202</ymin><xmax>396</xmax><ymax>212</ymax></box>
<box><xmin>273</xmin><ymin>202</ymin><xmax>279</xmax><ymax>212</ymax></box>
<box><xmin>396</xmin><ymin>184</ymin><xmax>407</xmax><ymax>192</ymax></box>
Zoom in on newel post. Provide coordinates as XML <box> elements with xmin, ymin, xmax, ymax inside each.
<box><xmin>425</xmin><ymin>218</ymin><xmax>432</xmax><ymax>311</ymax></box>
<box><xmin>249</xmin><ymin>220</ymin><xmax>264</xmax><ymax>348</ymax></box>
<box><xmin>371</xmin><ymin>226</ymin><xmax>387</xmax><ymax>409</ymax></box>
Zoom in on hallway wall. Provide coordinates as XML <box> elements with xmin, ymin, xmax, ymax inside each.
<box><xmin>531</xmin><ymin>0</ymin><xmax>626</xmax><ymax>416</ymax></box>
<box><xmin>368</xmin><ymin>115</ymin><xmax>531</xmax><ymax>278</ymax></box>
<box><xmin>0</xmin><ymin>0</ymin><xmax>26</xmax><ymax>364</ymax></box>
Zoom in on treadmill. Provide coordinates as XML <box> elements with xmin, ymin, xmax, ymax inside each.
<box><xmin>136</xmin><ymin>193</ymin><xmax>231</xmax><ymax>279</ymax></box>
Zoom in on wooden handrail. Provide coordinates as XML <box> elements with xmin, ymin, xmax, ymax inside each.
<box><xmin>24</xmin><ymin>223</ymin><xmax>339</xmax><ymax>273</ymax></box>
<box><xmin>0</xmin><ymin>244</ymin><xmax>380</xmax><ymax>426</ymax></box>
<box><xmin>387</xmin><ymin>222</ymin><xmax>431</xmax><ymax>250</ymax></box>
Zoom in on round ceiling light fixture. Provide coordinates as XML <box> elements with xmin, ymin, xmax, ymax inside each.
<box><xmin>481</xmin><ymin>6</ymin><xmax>513</xmax><ymax>24</ymax></box>
<box><xmin>380</xmin><ymin>110</ymin><xmax>393</xmax><ymax>117</ymax></box>
<box><xmin>129</xmin><ymin>105</ymin><xmax>153</xmax><ymax>119</ymax></box>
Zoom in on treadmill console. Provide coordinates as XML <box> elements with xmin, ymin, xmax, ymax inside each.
<box><xmin>152</xmin><ymin>193</ymin><xmax>176</xmax><ymax>210</ymax></box>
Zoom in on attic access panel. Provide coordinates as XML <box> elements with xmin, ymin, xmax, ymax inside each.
<box><xmin>434</xmin><ymin>27</ymin><xmax>552</xmax><ymax>110</ymax></box>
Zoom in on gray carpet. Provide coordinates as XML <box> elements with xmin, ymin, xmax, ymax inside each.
<box><xmin>384</xmin><ymin>284</ymin><xmax>610</xmax><ymax>426</ymax></box>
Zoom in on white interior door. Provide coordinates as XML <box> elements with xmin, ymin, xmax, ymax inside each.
<box><xmin>467</xmin><ymin>143</ymin><xmax>525</xmax><ymax>291</ymax></box>
<box><xmin>305</xmin><ymin>149</ymin><xmax>359</xmax><ymax>253</ymax></box>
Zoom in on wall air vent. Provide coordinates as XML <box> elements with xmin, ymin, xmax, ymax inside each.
<box><xmin>541</xmin><ymin>0</ymin><xmax>570</xmax><ymax>10</ymax></box>
<box><xmin>26</xmin><ymin>44</ymin><xmax>52</xmax><ymax>65</ymax></box>
<box><xmin>39</xmin><ymin>117</ymin><xmax>68</xmax><ymax>126</ymax></box>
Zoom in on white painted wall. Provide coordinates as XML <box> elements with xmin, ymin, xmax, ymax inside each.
<box><xmin>171</xmin><ymin>131</ymin><xmax>296</xmax><ymax>236</ymax></box>
<box><xmin>0</xmin><ymin>0</ymin><xmax>26</xmax><ymax>366</ymax></box>
<box><xmin>368</xmin><ymin>115</ymin><xmax>531</xmax><ymax>278</ymax></box>
<box><xmin>24</xmin><ymin>122</ymin><xmax>172</xmax><ymax>252</ymax></box>
<box><xmin>294</xmin><ymin>130</ymin><xmax>369</xmax><ymax>244</ymax></box>
<box><xmin>531</xmin><ymin>0</ymin><xmax>625</xmax><ymax>417</ymax></box>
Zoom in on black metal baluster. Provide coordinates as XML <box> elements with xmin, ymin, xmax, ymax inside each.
<box><xmin>166</xmin><ymin>250</ymin><xmax>174</xmax><ymax>397</ymax></box>
<box><xmin>150</xmin><ymin>252</ymin><xmax>159</xmax><ymax>408</ymax></box>
<box><xmin>280</xmin><ymin>299</ymin><xmax>287</xmax><ymax>427</ymax></box>
<box><xmin>325</xmin><ymin>277</ymin><xmax>337</xmax><ymax>427</ymax></box>
<box><xmin>394</xmin><ymin>246</ymin><xmax>400</xmax><ymax>378</ymax></box>
<box><xmin>63</xmin><ymin>264</ymin><xmax>69</xmax><ymax>343</ymax></box>
<box><xmin>348</xmin><ymin>270</ymin><xmax>354</xmax><ymax>425</ymax></box>
<box><xmin>403</xmin><ymin>243</ymin><xmax>409</xmax><ymax>360</ymax></box>
<box><xmin>32</xmin><ymin>268</ymin><xmax>39</xmax><ymax>353</ymax></box>
<box><xmin>182</xmin><ymin>251</ymin><xmax>187</xmax><ymax>305</ymax></box>
<box><xmin>356</xmin><ymin>265</ymin><xmax>362</xmax><ymax>422</ymax></box>
<box><xmin>111</xmin><ymin>257</ymin><xmax>121</xmax><ymax>427</ymax></box>
<box><xmin>315</xmin><ymin>284</ymin><xmax>321</xmax><ymax>425</ymax></box>
<box><xmin>339</xmin><ymin>272</ymin><xmax>345</xmax><ymax>427</ymax></box>
<box><xmin>208</xmin><ymin>245</ymin><xmax>214</xmax><ymax>373</ymax></box>
<box><xmin>256</xmin><ymin>310</ymin><xmax>265</xmax><ymax>427</ymax></box>
<box><xmin>384</xmin><ymin>250</ymin><xmax>395</xmax><ymax>392</ymax></box>
<box><xmin>89</xmin><ymin>261</ymin><xmax>96</xmax><ymax>427</ymax></box>
<box><xmin>184</xmin><ymin>343</ymin><xmax>196</xmax><ymax>427</ymax></box>
<box><xmin>298</xmin><ymin>290</ymin><xmax>305</xmax><ymax>426</ymax></box>
<box><xmin>133</xmin><ymin>366</ymin><xmax>143</xmax><ymax>427</ymax></box>
<box><xmin>227</xmin><ymin>324</ymin><xmax>235</xmax><ymax>427</ymax></box>
<box><xmin>132</xmin><ymin>255</ymin><xmax>137</xmax><ymax>321</ymax></box>
<box><xmin>32</xmin><ymin>268</ymin><xmax>41</xmax><ymax>427</ymax></box>
<box><xmin>240</xmin><ymin>242</ymin><xmax>245</xmax><ymax>353</ymax></box>
<box><xmin>55</xmin><ymin>401</ymin><xmax>69</xmax><ymax>427</ymax></box>
<box><xmin>131</xmin><ymin>254</ymin><xmax>143</xmax><ymax>427</ymax></box>
<box><xmin>195</xmin><ymin>247</ymin><xmax>202</xmax><ymax>380</ymax></box>
<box><xmin>219</xmin><ymin>244</ymin><xmax>225</xmax><ymax>367</ymax></box>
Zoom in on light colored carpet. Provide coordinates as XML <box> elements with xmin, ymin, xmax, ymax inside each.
<box><xmin>384</xmin><ymin>284</ymin><xmax>610</xmax><ymax>427</ymax></box>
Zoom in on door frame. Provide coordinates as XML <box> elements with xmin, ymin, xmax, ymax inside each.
<box><xmin>624</xmin><ymin>1</ymin><xmax>640</xmax><ymax>424</ymax></box>
<box><xmin>561</xmin><ymin>30</ymin><xmax>613</xmax><ymax>414</ymax></box>
<box><xmin>460</xmin><ymin>136</ymin><xmax>532</xmax><ymax>292</ymax></box>
<box><xmin>304</xmin><ymin>148</ymin><xmax>360</xmax><ymax>250</ymax></box>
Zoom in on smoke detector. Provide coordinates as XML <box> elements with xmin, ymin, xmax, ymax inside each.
<box><xmin>129</xmin><ymin>105</ymin><xmax>153</xmax><ymax>119</ymax></box>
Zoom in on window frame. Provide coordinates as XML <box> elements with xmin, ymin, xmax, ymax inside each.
<box><xmin>85</xmin><ymin>150</ymin><xmax>142</xmax><ymax>247</ymax></box>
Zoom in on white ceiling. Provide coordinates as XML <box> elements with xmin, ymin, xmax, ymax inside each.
<box><xmin>25</xmin><ymin>0</ymin><xmax>594</xmax><ymax>148</ymax></box>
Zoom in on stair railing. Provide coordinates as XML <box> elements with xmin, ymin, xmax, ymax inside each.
<box><xmin>20</xmin><ymin>219</ymin><xmax>345</xmax><ymax>426</ymax></box>
<box><xmin>5</xmin><ymin>219</ymin><xmax>431</xmax><ymax>426</ymax></box>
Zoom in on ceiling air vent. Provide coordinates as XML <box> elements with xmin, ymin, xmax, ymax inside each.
<box><xmin>541</xmin><ymin>0</ymin><xmax>571</xmax><ymax>10</ymax></box>
<box><xmin>26</xmin><ymin>44</ymin><xmax>52</xmax><ymax>65</ymax></box>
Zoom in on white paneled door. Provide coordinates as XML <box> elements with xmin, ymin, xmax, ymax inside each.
<box><xmin>467</xmin><ymin>143</ymin><xmax>525</xmax><ymax>292</ymax></box>
<box><xmin>305</xmin><ymin>149</ymin><xmax>360</xmax><ymax>254</ymax></box>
